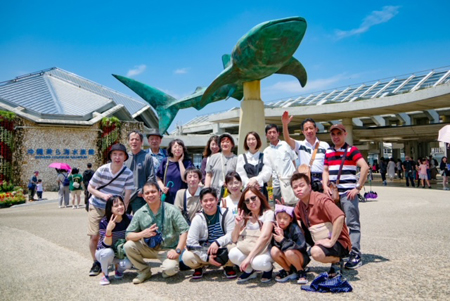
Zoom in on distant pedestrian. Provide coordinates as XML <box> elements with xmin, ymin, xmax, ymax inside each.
<box><xmin>56</xmin><ymin>169</ymin><xmax>70</xmax><ymax>208</ymax></box>
<box><xmin>27</xmin><ymin>171</ymin><xmax>39</xmax><ymax>201</ymax></box>
<box><xmin>396</xmin><ymin>159</ymin><xmax>403</xmax><ymax>179</ymax></box>
<box><xmin>36</xmin><ymin>179</ymin><xmax>43</xmax><ymax>201</ymax></box>
<box><xmin>417</xmin><ymin>158</ymin><xmax>431</xmax><ymax>189</ymax></box>
<box><xmin>69</xmin><ymin>168</ymin><xmax>83</xmax><ymax>209</ymax></box>
<box><xmin>440</xmin><ymin>157</ymin><xmax>450</xmax><ymax>190</ymax></box>
<box><xmin>402</xmin><ymin>156</ymin><xmax>415</xmax><ymax>187</ymax></box>
<box><xmin>387</xmin><ymin>158</ymin><xmax>396</xmax><ymax>181</ymax></box>
<box><xmin>379</xmin><ymin>158</ymin><xmax>387</xmax><ymax>186</ymax></box>
<box><xmin>83</xmin><ymin>163</ymin><xmax>95</xmax><ymax>211</ymax></box>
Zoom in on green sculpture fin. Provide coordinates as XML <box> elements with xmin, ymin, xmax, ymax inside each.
<box><xmin>112</xmin><ymin>74</ymin><xmax>178</xmax><ymax>133</ymax></box>
<box><xmin>222</xmin><ymin>54</ymin><xmax>232</xmax><ymax>69</ymax></box>
<box><xmin>200</xmin><ymin>67</ymin><xmax>239</xmax><ymax>107</ymax></box>
<box><xmin>275</xmin><ymin>57</ymin><xmax>307</xmax><ymax>87</ymax></box>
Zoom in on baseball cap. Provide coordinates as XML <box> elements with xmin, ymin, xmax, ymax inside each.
<box><xmin>330</xmin><ymin>124</ymin><xmax>346</xmax><ymax>133</ymax></box>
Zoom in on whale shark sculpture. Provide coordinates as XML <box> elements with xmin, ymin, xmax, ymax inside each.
<box><xmin>113</xmin><ymin>68</ymin><xmax>243</xmax><ymax>133</ymax></box>
<box><xmin>200</xmin><ymin>16</ymin><xmax>307</xmax><ymax>107</ymax></box>
<box><xmin>114</xmin><ymin>16</ymin><xmax>307</xmax><ymax>133</ymax></box>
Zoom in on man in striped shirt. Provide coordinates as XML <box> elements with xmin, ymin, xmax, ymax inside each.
<box><xmin>322</xmin><ymin>124</ymin><xmax>369</xmax><ymax>270</ymax></box>
<box><xmin>87</xmin><ymin>143</ymin><xmax>134</xmax><ymax>276</ymax></box>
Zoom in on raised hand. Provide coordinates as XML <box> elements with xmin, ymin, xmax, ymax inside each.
<box><xmin>281</xmin><ymin>111</ymin><xmax>293</xmax><ymax>126</ymax></box>
<box><xmin>221</xmin><ymin>198</ymin><xmax>227</xmax><ymax>208</ymax></box>
<box><xmin>106</xmin><ymin>214</ymin><xmax>117</xmax><ymax>233</ymax></box>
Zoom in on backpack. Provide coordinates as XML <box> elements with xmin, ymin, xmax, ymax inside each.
<box><xmin>62</xmin><ymin>174</ymin><xmax>70</xmax><ymax>187</ymax></box>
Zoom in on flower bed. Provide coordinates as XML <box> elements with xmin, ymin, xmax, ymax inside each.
<box><xmin>0</xmin><ymin>190</ymin><xmax>26</xmax><ymax>208</ymax></box>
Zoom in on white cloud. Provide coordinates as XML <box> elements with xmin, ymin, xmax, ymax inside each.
<box><xmin>335</xmin><ymin>6</ymin><xmax>400</xmax><ymax>39</ymax></box>
<box><xmin>126</xmin><ymin>64</ymin><xmax>147</xmax><ymax>77</ymax></box>
<box><xmin>174</xmin><ymin>68</ymin><xmax>189</xmax><ymax>74</ymax></box>
<box><xmin>264</xmin><ymin>73</ymin><xmax>347</xmax><ymax>95</ymax></box>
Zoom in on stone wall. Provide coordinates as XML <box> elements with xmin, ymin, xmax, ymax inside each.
<box><xmin>15</xmin><ymin>119</ymin><xmax>145</xmax><ymax>191</ymax></box>
<box><xmin>17</xmin><ymin>119</ymin><xmax>101</xmax><ymax>191</ymax></box>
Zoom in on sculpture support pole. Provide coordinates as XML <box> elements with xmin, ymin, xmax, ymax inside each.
<box><xmin>238</xmin><ymin>81</ymin><xmax>267</xmax><ymax>155</ymax></box>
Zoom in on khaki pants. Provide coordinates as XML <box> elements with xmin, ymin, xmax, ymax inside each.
<box><xmin>182</xmin><ymin>250</ymin><xmax>234</xmax><ymax>269</ymax></box>
<box><xmin>124</xmin><ymin>240</ymin><xmax>179</xmax><ymax>278</ymax></box>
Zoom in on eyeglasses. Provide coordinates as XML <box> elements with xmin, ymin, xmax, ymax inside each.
<box><xmin>244</xmin><ymin>195</ymin><xmax>258</xmax><ymax>204</ymax></box>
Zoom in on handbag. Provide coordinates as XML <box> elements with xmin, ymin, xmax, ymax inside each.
<box><xmin>214</xmin><ymin>248</ymin><xmax>229</xmax><ymax>266</ymax></box>
<box><xmin>73</xmin><ymin>182</ymin><xmax>80</xmax><ymax>189</ymax></box>
<box><xmin>113</xmin><ymin>238</ymin><xmax>127</xmax><ymax>259</ymax></box>
<box><xmin>279</xmin><ymin>177</ymin><xmax>297</xmax><ymax>206</ymax></box>
<box><xmin>308</xmin><ymin>222</ymin><xmax>333</xmax><ymax>243</ymax></box>
<box><xmin>266</xmin><ymin>151</ymin><xmax>297</xmax><ymax>206</ymax></box>
<box><xmin>236</xmin><ymin>220</ymin><xmax>270</xmax><ymax>255</ymax></box>
<box><xmin>328</xmin><ymin>146</ymin><xmax>348</xmax><ymax>204</ymax></box>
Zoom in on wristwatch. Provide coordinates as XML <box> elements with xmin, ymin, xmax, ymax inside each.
<box><xmin>176</xmin><ymin>248</ymin><xmax>182</xmax><ymax>254</ymax></box>
<box><xmin>355</xmin><ymin>183</ymin><xmax>361</xmax><ymax>190</ymax></box>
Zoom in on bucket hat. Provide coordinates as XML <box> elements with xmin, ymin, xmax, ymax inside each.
<box><xmin>108</xmin><ymin>143</ymin><xmax>129</xmax><ymax>161</ymax></box>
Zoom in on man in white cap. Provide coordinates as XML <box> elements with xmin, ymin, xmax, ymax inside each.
<box><xmin>87</xmin><ymin>143</ymin><xmax>134</xmax><ymax>277</ymax></box>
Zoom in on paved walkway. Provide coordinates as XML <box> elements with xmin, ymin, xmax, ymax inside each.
<box><xmin>1</xmin><ymin>185</ymin><xmax>449</xmax><ymax>300</ymax></box>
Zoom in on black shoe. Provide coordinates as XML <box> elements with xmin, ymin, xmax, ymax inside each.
<box><xmin>345</xmin><ymin>252</ymin><xmax>362</xmax><ymax>269</ymax></box>
<box><xmin>89</xmin><ymin>261</ymin><xmax>101</xmax><ymax>276</ymax></box>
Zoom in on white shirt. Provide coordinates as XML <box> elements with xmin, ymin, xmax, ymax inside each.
<box><xmin>258</xmin><ymin>140</ymin><xmax>297</xmax><ymax>188</ymax></box>
<box><xmin>236</xmin><ymin>151</ymin><xmax>271</xmax><ymax>187</ymax></box>
<box><xmin>294</xmin><ymin>138</ymin><xmax>330</xmax><ymax>173</ymax></box>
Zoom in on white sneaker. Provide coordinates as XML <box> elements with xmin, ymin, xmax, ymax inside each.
<box><xmin>72</xmin><ymin>206</ymin><xmax>76</xmax><ymax>209</ymax></box>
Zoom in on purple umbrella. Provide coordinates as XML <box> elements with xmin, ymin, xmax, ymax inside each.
<box><xmin>48</xmin><ymin>162</ymin><xmax>72</xmax><ymax>171</ymax></box>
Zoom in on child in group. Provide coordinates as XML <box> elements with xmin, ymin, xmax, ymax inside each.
<box><xmin>271</xmin><ymin>204</ymin><xmax>310</xmax><ymax>284</ymax></box>
<box><xmin>221</xmin><ymin>171</ymin><xmax>242</xmax><ymax>216</ymax></box>
<box><xmin>36</xmin><ymin>179</ymin><xmax>43</xmax><ymax>201</ymax></box>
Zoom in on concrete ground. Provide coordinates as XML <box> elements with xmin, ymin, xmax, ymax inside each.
<box><xmin>1</xmin><ymin>181</ymin><xmax>449</xmax><ymax>300</ymax></box>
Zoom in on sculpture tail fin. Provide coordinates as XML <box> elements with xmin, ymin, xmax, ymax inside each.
<box><xmin>112</xmin><ymin>74</ymin><xmax>178</xmax><ymax>133</ymax></box>
<box><xmin>275</xmin><ymin>57</ymin><xmax>307</xmax><ymax>87</ymax></box>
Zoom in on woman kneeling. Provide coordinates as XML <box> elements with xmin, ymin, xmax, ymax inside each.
<box><xmin>229</xmin><ymin>187</ymin><xmax>275</xmax><ymax>283</ymax></box>
<box><xmin>182</xmin><ymin>187</ymin><xmax>237</xmax><ymax>279</ymax></box>
<box><xmin>95</xmin><ymin>195</ymin><xmax>132</xmax><ymax>285</ymax></box>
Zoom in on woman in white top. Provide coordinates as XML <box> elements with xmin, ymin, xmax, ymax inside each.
<box><xmin>236</xmin><ymin>131</ymin><xmax>270</xmax><ymax>201</ymax></box>
<box><xmin>221</xmin><ymin>171</ymin><xmax>243</xmax><ymax>217</ymax></box>
<box><xmin>229</xmin><ymin>186</ymin><xmax>275</xmax><ymax>283</ymax></box>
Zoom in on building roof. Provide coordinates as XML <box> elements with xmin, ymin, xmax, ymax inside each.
<box><xmin>178</xmin><ymin>66</ymin><xmax>450</xmax><ymax>131</ymax></box>
<box><xmin>0</xmin><ymin>67</ymin><xmax>158</xmax><ymax>126</ymax></box>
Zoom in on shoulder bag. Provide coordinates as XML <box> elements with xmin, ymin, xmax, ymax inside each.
<box><xmin>328</xmin><ymin>146</ymin><xmax>348</xmax><ymax>204</ymax></box>
<box><xmin>267</xmin><ymin>151</ymin><xmax>297</xmax><ymax>206</ymax></box>
<box><xmin>236</xmin><ymin>219</ymin><xmax>270</xmax><ymax>255</ymax></box>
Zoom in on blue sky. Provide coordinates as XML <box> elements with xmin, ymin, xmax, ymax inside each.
<box><xmin>1</xmin><ymin>1</ymin><xmax>449</xmax><ymax>132</ymax></box>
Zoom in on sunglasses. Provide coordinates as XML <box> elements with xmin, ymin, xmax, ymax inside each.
<box><xmin>244</xmin><ymin>195</ymin><xmax>258</xmax><ymax>204</ymax></box>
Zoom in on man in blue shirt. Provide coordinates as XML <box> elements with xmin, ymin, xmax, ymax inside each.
<box><xmin>147</xmin><ymin>128</ymin><xmax>167</xmax><ymax>172</ymax></box>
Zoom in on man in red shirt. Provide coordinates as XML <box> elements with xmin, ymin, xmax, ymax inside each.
<box><xmin>292</xmin><ymin>172</ymin><xmax>351</xmax><ymax>276</ymax></box>
<box><xmin>322</xmin><ymin>124</ymin><xmax>369</xmax><ymax>270</ymax></box>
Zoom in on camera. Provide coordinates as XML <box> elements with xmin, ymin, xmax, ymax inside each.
<box><xmin>311</xmin><ymin>179</ymin><xmax>324</xmax><ymax>192</ymax></box>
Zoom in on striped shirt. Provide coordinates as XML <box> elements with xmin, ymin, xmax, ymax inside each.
<box><xmin>204</xmin><ymin>213</ymin><xmax>224</xmax><ymax>243</ymax></box>
<box><xmin>89</xmin><ymin>163</ymin><xmax>134</xmax><ymax>210</ymax></box>
<box><xmin>97</xmin><ymin>214</ymin><xmax>133</xmax><ymax>250</ymax></box>
<box><xmin>324</xmin><ymin>143</ymin><xmax>363</xmax><ymax>194</ymax></box>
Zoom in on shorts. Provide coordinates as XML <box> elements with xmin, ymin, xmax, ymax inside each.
<box><xmin>317</xmin><ymin>241</ymin><xmax>349</xmax><ymax>258</ymax></box>
<box><xmin>71</xmin><ymin>190</ymin><xmax>82</xmax><ymax>196</ymax></box>
<box><xmin>419</xmin><ymin>174</ymin><xmax>428</xmax><ymax>180</ymax></box>
<box><xmin>87</xmin><ymin>205</ymin><xmax>105</xmax><ymax>236</ymax></box>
